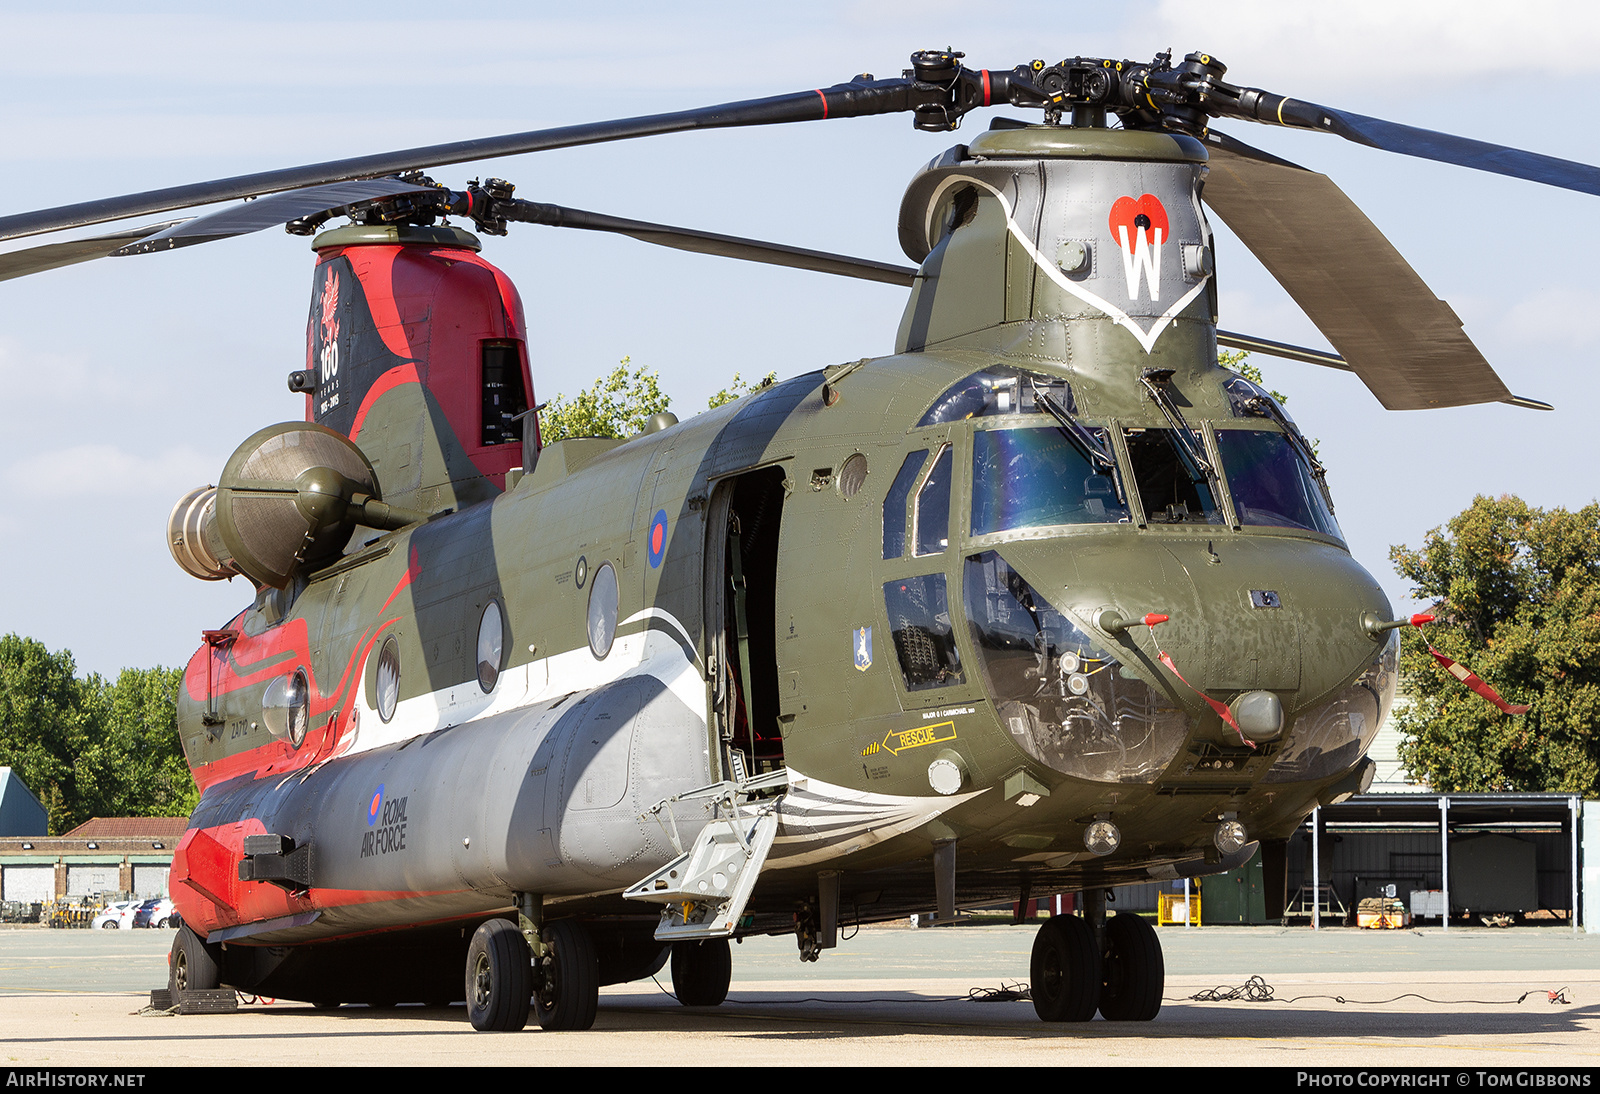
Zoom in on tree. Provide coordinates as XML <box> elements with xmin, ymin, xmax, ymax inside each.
<box><xmin>1388</xmin><ymin>495</ymin><xmax>1600</xmax><ymax>795</ymax></box>
<box><xmin>537</xmin><ymin>357</ymin><xmax>671</xmax><ymax>443</ymax></box>
<box><xmin>537</xmin><ymin>360</ymin><xmax>778</xmax><ymax>442</ymax></box>
<box><xmin>0</xmin><ymin>635</ymin><xmax>90</xmax><ymax>833</ymax></box>
<box><xmin>707</xmin><ymin>371</ymin><xmax>776</xmax><ymax>410</ymax></box>
<box><xmin>77</xmin><ymin>667</ymin><xmax>196</xmax><ymax>822</ymax></box>
<box><xmin>0</xmin><ymin>635</ymin><xmax>193</xmax><ymax>832</ymax></box>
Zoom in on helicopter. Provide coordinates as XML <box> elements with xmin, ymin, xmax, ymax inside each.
<box><xmin>1</xmin><ymin>45</ymin><xmax>1589</xmax><ymax>1031</ymax></box>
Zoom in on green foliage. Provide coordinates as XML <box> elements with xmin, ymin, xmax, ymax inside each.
<box><xmin>537</xmin><ymin>360</ymin><xmax>780</xmax><ymax>443</ymax></box>
<box><xmin>537</xmin><ymin>357</ymin><xmax>671</xmax><ymax>443</ymax></box>
<box><xmin>0</xmin><ymin>635</ymin><xmax>193</xmax><ymax>833</ymax></box>
<box><xmin>1388</xmin><ymin>495</ymin><xmax>1600</xmax><ymax>795</ymax></box>
<box><xmin>1218</xmin><ymin>348</ymin><xmax>1289</xmax><ymax>405</ymax></box>
<box><xmin>707</xmin><ymin>371</ymin><xmax>777</xmax><ymax>410</ymax></box>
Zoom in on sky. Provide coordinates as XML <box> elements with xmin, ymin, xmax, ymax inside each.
<box><xmin>2</xmin><ymin>0</ymin><xmax>1598</xmax><ymax>677</ymax></box>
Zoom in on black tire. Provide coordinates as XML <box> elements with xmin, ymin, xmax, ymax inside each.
<box><xmin>169</xmin><ymin>924</ymin><xmax>221</xmax><ymax>995</ymax></box>
<box><xmin>310</xmin><ymin>1000</ymin><xmax>342</xmax><ymax>1011</ymax></box>
<box><xmin>1030</xmin><ymin>914</ymin><xmax>1101</xmax><ymax>1022</ymax></box>
<box><xmin>671</xmin><ymin>939</ymin><xmax>732</xmax><ymax>1007</ymax></box>
<box><xmin>465</xmin><ymin>919</ymin><xmax>531</xmax><ymax>1032</ymax></box>
<box><xmin>100</xmin><ymin>921</ymin><xmax>115</xmax><ymax>930</ymax></box>
<box><xmin>1099</xmin><ymin>912</ymin><xmax>1164</xmax><ymax>1021</ymax></box>
<box><xmin>534</xmin><ymin>920</ymin><xmax>599</xmax><ymax>1031</ymax></box>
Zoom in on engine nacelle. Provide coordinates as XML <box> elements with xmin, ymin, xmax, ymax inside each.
<box><xmin>168</xmin><ymin>422</ymin><xmax>423</xmax><ymax>588</ymax></box>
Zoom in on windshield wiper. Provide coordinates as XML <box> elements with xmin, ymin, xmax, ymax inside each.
<box><xmin>1242</xmin><ymin>393</ymin><xmax>1335</xmax><ymax>512</ymax></box>
<box><xmin>1138</xmin><ymin>369</ymin><xmax>1217</xmax><ymax>483</ymax></box>
<box><xmin>1033</xmin><ymin>386</ymin><xmax>1128</xmax><ymax>508</ymax></box>
<box><xmin>1033</xmin><ymin>387</ymin><xmax>1115</xmax><ymax>470</ymax></box>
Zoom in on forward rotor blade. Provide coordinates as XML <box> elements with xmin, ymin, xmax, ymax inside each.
<box><xmin>0</xmin><ymin>80</ymin><xmax>914</xmax><ymax>245</ymax></box>
<box><xmin>1225</xmin><ymin>92</ymin><xmax>1600</xmax><ymax>197</ymax></box>
<box><xmin>1201</xmin><ymin>130</ymin><xmax>1514</xmax><ymax>411</ymax></box>
<box><xmin>110</xmin><ymin>179</ymin><xmax>439</xmax><ymax>255</ymax></box>
<box><xmin>0</xmin><ymin>221</ymin><xmax>185</xmax><ymax>283</ymax></box>
<box><xmin>1215</xmin><ymin>330</ymin><xmax>1551</xmax><ymax>410</ymax></box>
<box><xmin>511</xmin><ymin>202</ymin><xmax>918</xmax><ymax>286</ymax></box>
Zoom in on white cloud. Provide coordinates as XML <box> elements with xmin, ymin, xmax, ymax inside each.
<box><xmin>1145</xmin><ymin>0</ymin><xmax>1600</xmax><ymax>93</ymax></box>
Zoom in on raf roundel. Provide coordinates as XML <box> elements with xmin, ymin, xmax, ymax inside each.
<box><xmin>647</xmin><ymin>509</ymin><xmax>668</xmax><ymax>568</ymax></box>
<box><xmin>367</xmin><ymin>785</ymin><xmax>384</xmax><ymax>827</ymax></box>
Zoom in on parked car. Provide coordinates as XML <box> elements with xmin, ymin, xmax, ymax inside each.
<box><xmin>133</xmin><ymin>898</ymin><xmax>177</xmax><ymax>928</ymax></box>
<box><xmin>91</xmin><ymin>901</ymin><xmax>138</xmax><ymax>930</ymax></box>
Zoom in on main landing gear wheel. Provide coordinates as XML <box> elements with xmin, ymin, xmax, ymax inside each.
<box><xmin>671</xmin><ymin>938</ymin><xmax>732</xmax><ymax>1007</ymax></box>
<box><xmin>1098</xmin><ymin>911</ymin><xmax>1164</xmax><ymax>1021</ymax></box>
<box><xmin>465</xmin><ymin>919</ymin><xmax>531</xmax><ymax>1032</ymax></box>
<box><xmin>1030</xmin><ymin>913</ymin><xmax>1101</xmax><ymax>1022</ymax></box>
<box><xmin>169</xmin><ymin>924</ymin><xmax>221</xmax><ymax>995</ymax></box>
<box><xmin>534</xmin><ymin>920</ymin><xmax>599</xmax><ymax>1031</ymax></box>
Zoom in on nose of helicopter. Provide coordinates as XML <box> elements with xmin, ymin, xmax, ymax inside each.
<box><xmin>1005</xmin><ymin>532</ymin><xmax>1393</xmax><ymax>728</ymax></box>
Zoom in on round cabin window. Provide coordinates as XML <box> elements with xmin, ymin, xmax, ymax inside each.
<box><xmin>477</xmin><ymin>600</ymin><xmax>505</xmax><ymax>692</ymax></box>
<box><xmin>263</xmin><ymin>668</ymin><xmax>311</xmax><ymax>748</ymax></box>
<box><xmin>374</xmin><ymin>635</ymin><xmax>400</xmax><ymax>722</ymax></box>
<box><xmin>587</xmin><ymin>562</ymin><xmax>618</xmax><ymax>659</ymax></box>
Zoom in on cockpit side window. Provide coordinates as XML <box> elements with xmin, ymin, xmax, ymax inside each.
<box><xmin>882</xmin><ymin>449</ymin><xmax>928</xmax><ymax>560</ymax></box>
<box><xmin>913</xmin><ymin>445</ymin><xmax>953</xmax><ymax>556</ymax></box>
<box><xmin>883</xmin><ymin>574</ymin><xmax>964</xmax><ymax>692</ymax></box>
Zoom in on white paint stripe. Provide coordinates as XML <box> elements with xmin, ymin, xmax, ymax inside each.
<box><xmin>919</xmin><ymin>173</ymin><xmax>1210</xmax><ymax>354</ymax></box>
<box><xmin>341</xmin><ymin>606</ymin><xmax>706</xmax><ymax>758</ymax></box>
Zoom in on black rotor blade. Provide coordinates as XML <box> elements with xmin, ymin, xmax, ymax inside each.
<box><xmin>1215</xmin><ymin>330</ymin><xmax>1551</xmax><ymax>410</ymax></box>
<box><xmin>0</xmin><ymin>221</ymin><xmax>185</xmax><ymax>283</ymax></box>
<box><xmin>0</xmin><ymin>80</ymin><xmax>914</xmax><ymax>246</ymax></box>
<box><xmin>509</xmin><ymin>201</ymin><xmax>917</xmax><ymax>286</ymax></box>
<box><xmin>1201</xmin><ymin>130</ymin><xmax>1515</xmax><ymax>411</ymax></box>
<box><xmin>110</xmin><ymin>179</ymin><xmax>439</xmax><ymax>255</ymax></box>
<box><xmin>1219</xmin><ymin>90</ymin><xmax>1600</xmax><ymax>197</ymax></box>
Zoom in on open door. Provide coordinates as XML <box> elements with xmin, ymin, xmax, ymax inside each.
<box><xmin>704</xmin><ymin>467</ymin><xmax>787</xmax><ymax>783</ymax></box>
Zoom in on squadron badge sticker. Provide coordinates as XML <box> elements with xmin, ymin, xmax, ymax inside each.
<box><xmin>853</xmin><ymin>626</ymin><xmax>872</xmax><ymax>671</ymax></box>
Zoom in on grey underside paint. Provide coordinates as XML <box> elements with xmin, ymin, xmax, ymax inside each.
<box><xmin>196</xmin><ymin>674</ymin><xmax>713</xmax><ymax>944</ymax></box>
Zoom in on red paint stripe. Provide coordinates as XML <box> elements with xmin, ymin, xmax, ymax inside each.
<box><xmin>173</xmin><ymin>822</ymin><xmax>471</xmax><ymax>934</ymax></box>
<box><xmin>815</xmin><ymin>89</ymin><xmax>828</xmax><ymax>118</ymax></box>
<box><xmin>982</xmin><ymin>69</ymin><xmax>991</xmax><ymax>106</ymax></box>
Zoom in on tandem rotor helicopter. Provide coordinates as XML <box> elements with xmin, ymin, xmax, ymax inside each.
<box><xmin>1</xmin><ymin>45</ymin><xmax>1587</xmax><ymax>1030</ymax></box>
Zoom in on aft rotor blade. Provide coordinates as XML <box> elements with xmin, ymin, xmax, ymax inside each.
<box><xmin>511</xmin><ymin>201</ymin><xmax>918</xmax><ymax>286</ymax></box>
<box><xmin>1201</xmin><ymin>130</ymin><xmax>1514</xmax><ymax>411</ymax></box>
<box><xmin>1215</xmin><ymin>329</ymin><xmax>1551</xmax><ymax>410</ymax></box>
<box><xmin>0</xmin><ymin>79</ymin><xmax>915</xmax><ymax>245</ymax></box>
<box><xmin>111</xmin><ymin>179</ymin><xmax>439</xmax><ymax>255</ymax></box>
<box><xmin>0</xmin><ymin>221</ymin><xmax>185</xmax><ymax>282</ymax></box>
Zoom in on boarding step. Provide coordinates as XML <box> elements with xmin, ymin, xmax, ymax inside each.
<box><xmin>624</xmin><ymin>776</ymin><xmax>784</xmax><ymax>940</ymax></box>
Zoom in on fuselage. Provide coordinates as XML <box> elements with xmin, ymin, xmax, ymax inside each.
<box><xmin>168</xmin><ymin>123</ymin><xmax>1397</xmax><ymax>948</ymax></box>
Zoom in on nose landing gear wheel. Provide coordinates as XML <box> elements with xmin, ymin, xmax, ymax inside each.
<box><xmin>1030</xmin><ymin>913</ymin><xmax>1101</xmax><ymax>1022</ymax></box>
<box><xmin>1098</xmin><ymin>911</ymin><xmax>1164</xmax><ymax>1021</ymax></box>
<box><xmin>465</xmin><ymin>919</ymin><xmax>531</xmax><ymax>1032</ymax></box>
<box><xmin>533</xmin><ymin>920</ymin><xmax>599</xmax><ymax>1031</ymax></box>
<box><xmin>670</xmin><ymin>938</ymin><xmax>732</xmax><ymax>1007</ymax></box>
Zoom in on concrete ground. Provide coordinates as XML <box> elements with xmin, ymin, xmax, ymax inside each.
<box><xmin>0</xmin><ymin>922</ymin><xmax>1596</xmax><ymax>1067</ymax></box>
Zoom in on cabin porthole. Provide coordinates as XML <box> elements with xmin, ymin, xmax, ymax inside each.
<box><xmin>587</xmin><ymin>562</ymin><xmax>618</xmax><ymax>659</ymax></box>
<box><xmin>374</xmin><ymin>636</ymin><xmax>400</xmax><ymax>723</ymax></box>
<box><xmin>477</xmin><ymin>600</ymin><xmax>505</xmax><ymax>692</ymax></box>
<box><xmin>263</xmin><ymin>668</ymin><xmax>311</xmax><ymax>748</ymax></box>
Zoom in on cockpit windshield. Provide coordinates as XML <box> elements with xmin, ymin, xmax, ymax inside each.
<box><xmin>971</xmin><ymin>427</ymin><xmax>1130</xmax><ymax>535</ymax></box>
<box><xmin>1215</xmin><ymin>429</ymin><xmax>1342</xmax><ymax>538</ymax></box>
<box><xmin>1123</xmin><ymin>428</ymin><xmax>1224</xmax><ymax>525</ymax></box>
